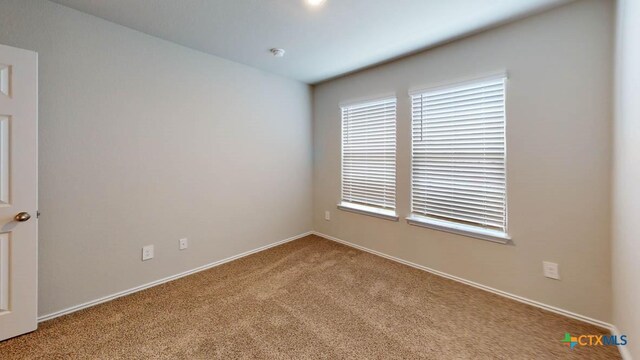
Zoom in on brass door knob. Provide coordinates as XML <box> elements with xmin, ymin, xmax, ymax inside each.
<box><xmin>14</xmin><ymin>212</ymin><xmax>31</xmax><ymax>222</ymax></box>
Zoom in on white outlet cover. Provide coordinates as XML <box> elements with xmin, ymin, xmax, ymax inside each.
<box><xmin>142</xmin><ymin>245</ymin><xmax>154</xmax><ymax>261</ymax></box>
<box><xmin>179</xmin><ymin>238</ymin><xmax>188</xmax><ymax>250</ymax></box>
<box><xmin>325</xmin><ymin>211</ymin><xmax>330</xmax><ymax>221</ymax></box>
<box><xmin>543</xmin><ymin>261</ymin><xmax>560</xmax><ymax>280</ymax></box>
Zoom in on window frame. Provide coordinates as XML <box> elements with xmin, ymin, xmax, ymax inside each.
<box><xmin>338</xmin><ymin>96</ymin><xmax>399</xmax><ymax>221</ymax></box>
<box><xmin>407</xmin><ymin>73</ymin><xmax>511</xmax><ymax>243</ymax></box>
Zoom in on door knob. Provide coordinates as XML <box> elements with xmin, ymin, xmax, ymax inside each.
<box><xmin>14</xmin><ymin>212</ymin><xmax>31</xmax><ymax>222</ymax></box>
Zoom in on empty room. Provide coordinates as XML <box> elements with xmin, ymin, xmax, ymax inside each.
<box><xmin>0</xmin><ymin>0</ymin><xmax>638</xmax><ymax>358</ymax></box>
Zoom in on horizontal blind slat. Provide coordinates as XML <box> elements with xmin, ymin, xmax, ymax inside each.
<box><xmin>419</xmin><ymin>90</ymin><xmax>503</xmax><ymax>108</ymax></box>
<box><xmin>413</xmin><ymin>193</ymin><xmax>505</xmax><ymax>209</ymax></box>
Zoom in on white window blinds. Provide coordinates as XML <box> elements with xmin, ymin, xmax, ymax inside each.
<box><xmin>410</xmin><ymin>76</ymin><xmax>507</xmax><ymax>232</ymax></box>
<box><xmin>341</xmin><ymin>98</ymin><xmax>397</xmax><ymax>211</ymax></box>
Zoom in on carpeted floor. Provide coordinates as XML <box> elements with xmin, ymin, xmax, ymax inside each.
<box><xmin>0</xmin><ymin>235</ymin><xmax>620</xmax><ymax>359</ymax></box>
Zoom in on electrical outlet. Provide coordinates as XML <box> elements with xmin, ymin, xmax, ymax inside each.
<box><xmin>142</xmin><ymin>245</ymin><xmax>154</xmax><ymax>261</ymax></box>
<box><xmin>325</xmin><ymin>211</ymin><xmax>330</xmax><ymax>221</ymax></box>
<box><xmin>179</xmin><ymin>238</ymin><xmax>188</xmax><ymax>250</ymax></box>
<box><xmin>543</xmin><ymin>261</ymin><xmax>560</xmax><ymax>280</ymax></box>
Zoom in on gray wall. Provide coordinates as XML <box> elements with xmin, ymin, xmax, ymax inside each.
<box><xmin>613</xmin><ymin>0</ymin><xmax>640</xmax><ymax>357</ymax></box>
<box><xmin>0</xmin><ymin>0</ymin><xmax>313</xmax><ymax>316</ymax></box>
<box><xmin>313</xmin><ymin>0</ymin><xmax>614</xmax><ymax>322</ymax></box>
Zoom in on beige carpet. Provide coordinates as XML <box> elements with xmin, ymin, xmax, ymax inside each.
<box><xmin>0</xmin><ymin>235</ymin><xmax>620</xmax><ymax>359</ymax></box>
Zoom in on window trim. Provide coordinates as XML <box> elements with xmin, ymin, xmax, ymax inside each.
<box><xmin>408</xmin><ymin>71</ymin><xmax>508</xmax><ymax>97</ymax></box>
<box><xmin>406</xmin><ymin>214</ymin><xmax>511</xmax><ymax>244</ymax></box>
<box><xmin>338</xmin><ymin>202</ymin><xmax>399</xmax><ymax>221</ymax></box>
<box><xmin>340</xmin><ymin>96</ymin><xmax>398</xmax><ymax>217</ymax></box>
<box><xmin>339</xmin><ymin>93</ymin><xmax>397</xmax><ymax>109</ymax></box>
<box><xmin>409</xmin><ymin>73</ymin><xmax>510</xmax><ymax>241</ymax></box>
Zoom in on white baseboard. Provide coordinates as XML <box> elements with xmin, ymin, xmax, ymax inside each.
<box><xmin>314</xmin><ymin>231</ymin><xmax>634</xmax><ymax>358</ymax></box>
<box><xmin>36</xmin><ymin>229</ymin><xmax>631</xmax><ymax>359</ymax></box>
<box><xmin>312</xmin><ymin>231</ymin><xmax>615</xmax><ymax>331</ymax></box>
<box><xmin>38</xmin><ymin>231</ymin><xmax>313</xmax><ymax>323</ymax></box>
<box><xmin>610</xmin><ymin>325</ymin><xmax>633</xmax><ymax>360</ymax></box>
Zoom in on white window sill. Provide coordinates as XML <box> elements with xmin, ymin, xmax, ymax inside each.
<box><xmin>337</xmin><ymin>202</ymin><xmax>399</xmax><ymax>222</ymax></box>
<box><xmin>406</xmin><ymin>214</ymin><xmax>511</xmax><ymax>244</ymax></box>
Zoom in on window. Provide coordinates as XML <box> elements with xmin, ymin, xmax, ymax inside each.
<box><xmin>339</xmin><ymin>97</ymin><xmax>398</xmax><ymax>220</ymax></box>
<box><xmin>408</xmin><ymin>75</ymin><xmax>509</xmax><ymax>242</ymax></box>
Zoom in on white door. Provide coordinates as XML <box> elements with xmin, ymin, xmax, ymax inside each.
<box><xmin>0</xmin><ymin>44</ymin><xmax>38</xmax><ymax>341</ymax></box>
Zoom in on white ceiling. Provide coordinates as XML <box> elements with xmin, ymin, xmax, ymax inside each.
<box><xmin>50</xmin><ymin>0</ymin><xmax>571</xmax><ymax>84</ymax></box>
